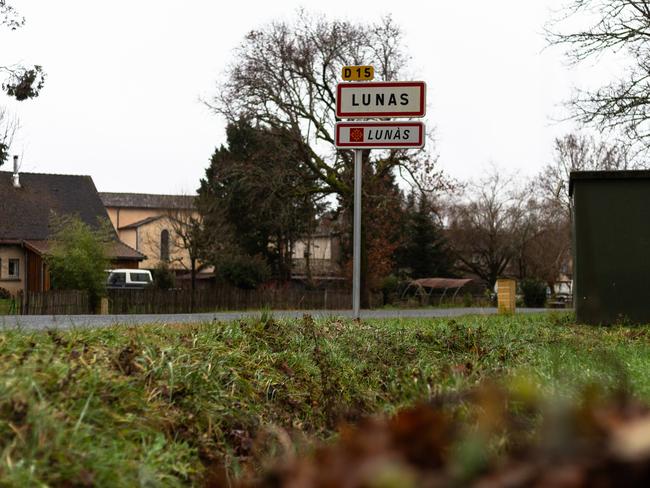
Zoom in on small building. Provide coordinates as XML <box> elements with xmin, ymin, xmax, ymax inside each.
<box><xmin>570</xmin><ymin>170</ymin><xmax>650</xmax><ymax>324</ymax></box>
<box><xmin>100</xmin><ymin>192</ymin><xmax>202</xmax><ymax>273</ymax></box>
<box><xmin>0</xmin><ymin>168</ymin><xmax>144</xmax><ymax>296</ymax></box>
<box><xmin>291</xmin><ymin>213</ymin><xmax>342</xmax><ymax>282</ymax></box>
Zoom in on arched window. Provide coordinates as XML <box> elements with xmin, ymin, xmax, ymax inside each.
<box><xmin>160</xmin><ymin>229</ymin><xmax>170</xmax><ymax>261</ymax></box>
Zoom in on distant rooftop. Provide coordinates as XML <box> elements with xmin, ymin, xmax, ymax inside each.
<box><xmin>118</xmin><ymin>216</ymin><xmax>162</xmax><ymax>230</ymax></box>
<box><xmin>0</xmin><ymin>171</ymin><xmax>145</xmax><ymax>261</ymax></box>
<box><xmin>1</xmin><ymin>171</ymin><xmax>111</xmax><ymax>241</ymax></box>
<box><xmin>100</xmin><ymin>192</ymin><xmax>196</xmax><ymax>209</ymax></box>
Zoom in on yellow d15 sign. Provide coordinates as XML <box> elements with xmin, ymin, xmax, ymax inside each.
<box><xmin>342</xmin><ymin>65</ymin><xmax>374</xmax><ymax>81</ymax></box>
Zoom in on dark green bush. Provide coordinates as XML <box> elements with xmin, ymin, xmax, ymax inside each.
<box><xmin>151</xmin><ymin>262</ymin><xmax>176</xmax><ymax>290</ymax></box>
<box><xmin>520</xmin><ymin>279</ymin><xmax>547</xmax><ymax>308</ymax></box>
<box><xmin>217</xmin><ymin>254</ymin><xmax>270</xmax><ymax>289</ymax></box>
<box><xmin>0</xmin><ymin>287</ymin><xmax>11</xmax><ymax>299</ymax></box>
<box><xmin>380</xmin><ymin>275</ymin><xmax>399</xmax><ymax>304</ymax></box>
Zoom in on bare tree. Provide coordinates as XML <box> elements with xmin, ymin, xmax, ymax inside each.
<box><xmin>0</xmin><ymin>0</ymin><xmax>22</xmax><ymax>29</ymax></box>
<box><xmin>524</xmin><ymin>132</ymin><xmax>636</xmax><ymax>288</ymax></box>
<box><xmin>141</xmin><ymin>195</ymin><xmax>213</xmax><ymax>310</ymax></box>
<box><xmin>167</xmin><ymin>205</ymin><xmax>203</xmax><ymax>310</ymax></box>
<box><xmin>512</xmin><ymin>194</ymin><xmax>572</xmax><ymax>289</ymax></box>
<box><xmin>447</xmin><ymin>167</ymin><xmax>527</xmax><ymax>288</ymax></box>
<box><xmin>0</xmin><ymin>1</ymin><xmax>44</xmax><ymax>165</ymax></box>
<box><xmin>1</xmin><ymin>1</ymin><xmax>45</xmax><ymax>101</ymax></box>
<box><xmin>0</xmin><ymin>107</ymin><xmax>17</xmax><ymax>166</ymax></box>
<box><xmin>448</xmin><ymin>133</ymin><xmax>626</xmax><ymax>290</ymax></box>
<box><xmin>548</xmin><ymin>0</ymin><xmax>650</xmax><ymax>145</ymax></box>
<box><xmin>537</xmin><ymin>133</ymin><xmax>637</xmax><ymax>215</ymax></box>
<box><xmin>207</xmin><ymin>11</ymin><xmax>449</xmax><ymax>305</ymax></box>
<box><xmin>208</xmin><ymin>11</ymin><xmax>444</xmax><ymax>198</ymax></box>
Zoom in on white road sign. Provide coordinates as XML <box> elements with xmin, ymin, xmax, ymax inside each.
<box><xmin>335</xmin><ymin>121</ymin><xmax>425</xmax><ymax>149</ymax></box>
<box><xmin>336</xmin><ymin>81</ymin><xmax>426</xmax><ymax>118</ymax></box>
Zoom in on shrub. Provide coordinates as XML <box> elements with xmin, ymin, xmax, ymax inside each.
<box><xmin>217</xmin><ymin>254</ymin><xmax>270</xmax><ymax>289</ymax></box>
<box><xmin>45</xmin><ymin>214</ymin><xmax>113</xmax><ymax>309</ymax></box>
<box><xmin>0</xmin><ymin>286</ymin><xmax>11</xmax><ymax>299</ymax></box>
<box><xmin>380</xmin><ymin>275</ymin><xmax>399</xmax><ymax>305</ymax></box>
<box><xmin>520</xmin><ymin>278</ymin><xmax>547</xmax><ymax>308</ymax></box>
<box><xmin>151</xmin><ymin>262</ymin><xmax>176</xmax><ymax>290</ymax></box>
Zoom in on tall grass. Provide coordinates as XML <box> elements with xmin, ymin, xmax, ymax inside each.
<box><xmin>1</xmin><ymin>312</ymin><xmax>649</xmax><ymax>485</ymax></box>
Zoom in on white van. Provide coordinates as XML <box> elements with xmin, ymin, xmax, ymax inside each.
<box><xmin>106</xmin><ymin>269</ymin><xmax>153</xmax><ymax>289</ymax></box>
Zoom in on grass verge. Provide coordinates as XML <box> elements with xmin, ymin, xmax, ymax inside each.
<box><xmin>1</xmin><ymin>312</ymin><xmax>650</xmax><ymax>486</ymax></box>
<box><xmin>0</xmin><ymin>299</ymin><xmax>14</xmax><ymax>315</ymax></box>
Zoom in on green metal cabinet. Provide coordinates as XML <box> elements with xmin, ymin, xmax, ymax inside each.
<box><xmin>570</xmin><ymin>170</ymin><xmax>650</xmax><ymax>325</ymax></box>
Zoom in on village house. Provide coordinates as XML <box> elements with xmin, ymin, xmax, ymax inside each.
<box><xmin>0</xmin><ymin>162</ymin><xmax>145</xmax><ymax>297</ymax></box>
<box><xmin>100</xmin><ymin>192</ymin><xmax>203</xmax><ymax>275</ymax></box>
<box><xmin>291</xmin><ymin>213</ymin><xmax>343</xmax><ymax>283</ymax></box>
<box><xmin>102</xmin><ymin>192</ymin><xmax>346</xmax><ymax>285</ymax></box>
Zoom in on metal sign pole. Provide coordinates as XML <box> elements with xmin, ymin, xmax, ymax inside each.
<box><xmin>353</xmin><ymin>148</ymin><xmax>363</xmax><ymax>319</ymax></box>
<box><xmin>336</xmin><ymin>72</ymin><xmax>426</xmax><ymax>320</ymax></box>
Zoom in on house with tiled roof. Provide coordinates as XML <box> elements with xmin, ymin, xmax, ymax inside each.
<box><xmin>100</xmin><ymin>192</ymin><xmax>202</xmax><ymax>274</ymax></box>
<box><xmin>0</xmin><ymin>161</ymin><xmax>145</xmax><ymax>296</ymax></box>
<box><xmin>291</xmin><ymin>212</ymin><xmax>343</xmax><ymax>281</ymax></box>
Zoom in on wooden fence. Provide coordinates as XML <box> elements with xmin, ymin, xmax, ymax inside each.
<box><xmin>107</xmin><ymin>285</ymin><xmax>376</xmax><ymax>314</ymax></box>
<box><xmin>20</xmin><ymin>290</ymin><xmax>91</xmax><ymax>315</ymax></box>
<box><xmin>17</xmin><ymin>286</ymin><xmax>382</xmax><ymax>315</ymax></box>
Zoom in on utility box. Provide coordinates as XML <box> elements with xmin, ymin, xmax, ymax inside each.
<box><xmin>497</xmin><ymin>278</ymin><xmax>516</xmax><ymax>315</ymax></box>
<box><xmin>570</xmin><ymin>170</ymin><xmax>650</xmax><ymax>325</ymax></box>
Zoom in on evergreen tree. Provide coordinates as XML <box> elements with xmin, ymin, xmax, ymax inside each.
<box><xmin>338</xmin><ymin>164</ymin><xmax>405</xmax><ymax>295</ymax></box>
<box><xmin>396</xmin><ymin>192</ymin><xmax>454</xmax><ymax>279</ymax></box>
<box><xmin>197</xmin><ymin>120</ymin><xmax>318</xmax><ymax>281</ymax></box>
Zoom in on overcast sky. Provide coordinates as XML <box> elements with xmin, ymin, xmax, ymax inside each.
<box><xmin>1</xmin><ymin>0</ymin><xmax>619</xmax><ymax>194</ymax></box>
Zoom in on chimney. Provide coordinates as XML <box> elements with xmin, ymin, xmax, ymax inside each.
<box><xmin>12</xmin><ymin>155</ymin><xmax>20</xmax><ymax>188</ymax></box>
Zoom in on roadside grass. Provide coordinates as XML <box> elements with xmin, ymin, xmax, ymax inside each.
<box><xmin>1</xmin><ymin>312</ymin><xmax>650</xmax><ymax>485</ymax></box>
<box><xmin>0</xmin><ymin>299</ymin><xmax>13</xmax><ymax>315</ymax></box>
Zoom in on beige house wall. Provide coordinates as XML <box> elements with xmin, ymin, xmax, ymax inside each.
<box><xmin>136</xmin><ymin>216</ymin><xmax>193</xmax><ymax>270</ymax></box>
<box><xmin>292</xmin><ymin>236</ymin><xmax>333</xmax><ymax>260</ymax></box>
<box><xmin>0</xmin><ymin>245</ymin><xmax>26</xmax><ymax>296</ymax></box>
<box><xmin>104</xmin><ymin>206</ymin><xmax>196</xmax><ymax>270</ymax></box>
<box><xmin>105</xmin><ymin>207</ymin><xmax>119</xmax><ymax>229</ymax></box>
<box><xmin>291</xmin><ymin>234</ymin><xmax>342</xmax><ymax>278</ymax></box>
<box><xmin>120</xmin><ymin>228</ymin><xmax>137</xmax><ymax>250</ymax></box>
<box><xmin>105</xmin><ymin>205</ymin><xmax>202</xmax><ymax>272</ymax></box>
<box><xmin>105</xmin><ymin>207</ymin><xmax>166</xmax><ymax>230</ymax></box>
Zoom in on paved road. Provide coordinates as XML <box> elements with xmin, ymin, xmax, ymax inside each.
<box><xmin>0</xmin><ymin>308</ymin><xmax>554</xmax><ymax>331</ymax></box>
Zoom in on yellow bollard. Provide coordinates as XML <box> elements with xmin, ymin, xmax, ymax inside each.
<box><xmin>99</xmin><ymin>297</ymin><xmax>109</xmax><ymax>315</ymax></box>
<box><xmin>497</xmin><ymin>279</ymin><xmax>516</xmax><ymax>315</ymax></box>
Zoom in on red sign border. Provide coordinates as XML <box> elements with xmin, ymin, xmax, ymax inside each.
<box><xmin>335</xmin><ymin>121</ymin><xmax>425</xmax><ymax>149</ymax></box>
<box><xmin>336</xmin><ymin>81</ymin><xmax>426</xmax><ymax>118</ymax></box>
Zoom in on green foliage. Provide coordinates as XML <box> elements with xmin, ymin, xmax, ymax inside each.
<box><xmin>2</xmin><ymin>65</ymin><xmax>45</xmax><ymax>100</ymax></box>
<box><xmin>45</xmin><ymin>214</ymin><xmax>113</xmax><ymax>306</ymax></box>
<box><xmin>380</xmin><ymin>274</ymin><xmax>400</xmax><ymax>304</ymax></box>
<box><xmin>1</xmin><ymin>2</ymin><xmax>45</xmax><ymax>100</ymax></box>
<box><xmin>151</xmin><ymin>262</ymin><xmax>176</xmax><ymax>290</ymax></box>
<box><xmin>520</xmin><ymin>278</ymin><xmax>548</xmax><ymax>308</ymax></box>
<box><xmin>1</xmin><ymin>2</ymin><xmax>45</xmax><ymax>167</ymax></box>
<box><xmin>395</xmin><ymin>191</ymin><xmax>455</xmax><ymax>279</ymax></box>
<box><xmin>216</xmin><ymin>253</ymin><xmax>271</xmax><ymax>289</ymax></box>
<box><xmin>3</xmin><ymin>313</ymin><xmax>650</xmax><ymax>484</ymax></box>
<box><xmin>1</xmin><ymin>0</ymin><xmax>24</xmax><ymax>30</ymax></box>
<box><xmin>198</xmin><ymin>119</ymin><xmax>319</xmax><ymax>280</ymax></box>
<box><xmin>0</xmin><ymin>141</ymin><xmax>8</xmax><ymax>167</ymax></box>
<box><xmin>0</xmin><ymin>286</ymin><xmax>10</xmax><ymax>299</ymax></box>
